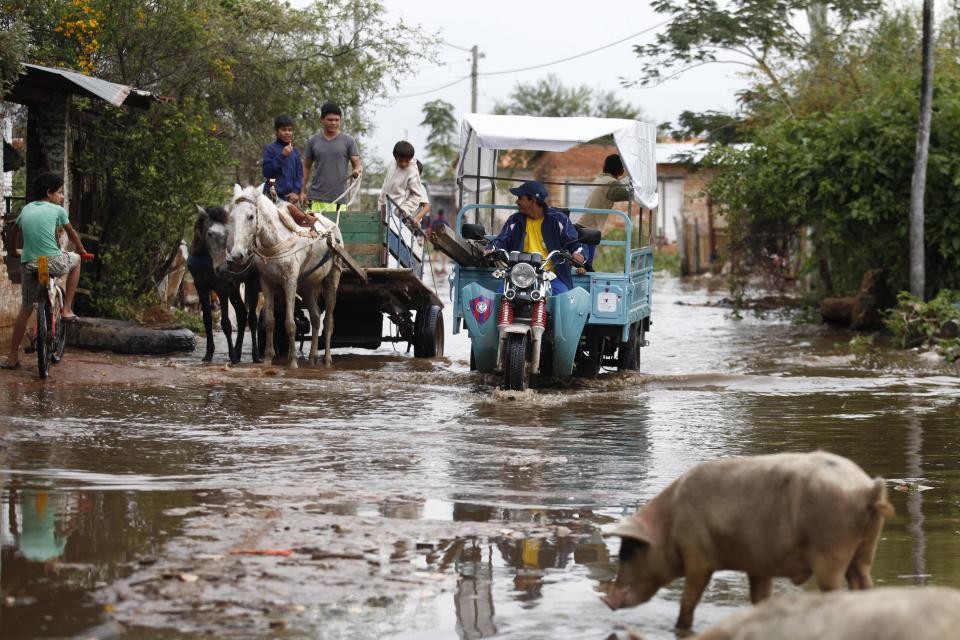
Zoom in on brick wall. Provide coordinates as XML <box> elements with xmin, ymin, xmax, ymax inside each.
<box><xmin>533</xmin><ymin>144</ymin><xmax>615</xmax><ymax>206</ymax></box>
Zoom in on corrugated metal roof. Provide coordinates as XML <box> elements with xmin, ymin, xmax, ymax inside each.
<box><xmin>17</xmin><ymin>64</ymin><xmax>160</xmax><ymax>108</ymax></box>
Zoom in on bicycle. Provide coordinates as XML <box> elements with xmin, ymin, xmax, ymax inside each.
<box><xmin>31</xmin><ymin>252</ymin><xmax>93</xmax><ymax>379</ymax></box>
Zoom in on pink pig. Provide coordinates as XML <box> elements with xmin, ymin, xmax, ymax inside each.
<box><xmin>603</xmin><ymin>451</ymin><xmax>894</xmax><ymax>631</ymax></box>
<box><xmin>693</xmin><ymin>586</ymin><xmax>960</xmax><ymax>640</ymax></box>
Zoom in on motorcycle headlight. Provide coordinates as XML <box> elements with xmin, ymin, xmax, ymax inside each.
<box><xmin>510</xmin><ymin>263</ymin><xmax>538</xmax><ymax>289</ymax></box>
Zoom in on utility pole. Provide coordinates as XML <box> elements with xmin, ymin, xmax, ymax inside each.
<box><xmin>470</xmin><ymin>45</ymin><xmax>479</xmax><ymax>113</ymax></box>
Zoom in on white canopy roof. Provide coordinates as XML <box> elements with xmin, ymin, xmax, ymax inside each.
<box><xmin>456</xmin><ymin>113</ymin><xmax>659</xmax><ymax>210</ymax></box>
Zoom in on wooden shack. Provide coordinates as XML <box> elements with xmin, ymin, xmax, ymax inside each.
<box><xmin>1</xmin><ymin>64</ymin><xmax>157</xmax><ymax>344</ymax></box>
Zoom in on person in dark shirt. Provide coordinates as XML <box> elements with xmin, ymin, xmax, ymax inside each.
<box><xmin>485</xmin><ymin>181</ymin><xmax>585</xmax><ymax>294</ymax></box>
<box><xmin>261</xmin><ymin>114</ymin><xmax>304</xmax><ymax>205</ymax></box>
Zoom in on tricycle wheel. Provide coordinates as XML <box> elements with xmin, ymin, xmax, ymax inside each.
<box><xmin>617</xmin><ymin>323</ymin><xmax>641</xmax><ymax>371</ymax></box>
<box><xmin>502</xmin><ymin>333</ymin><xmax>529</xmax><ymax>391</ymax></box>
<box><xmin>577</xmin><ymin>335</ymin><xmax>602</xmax><ymax>377</ymax></box>
<box><xmin>413</xmin><ymin>305</ymin><xmax>444</xmax><ymax>358</ymax></box>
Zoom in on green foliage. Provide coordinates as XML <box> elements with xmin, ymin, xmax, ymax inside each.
<box><xmin>883</xmin><ymin>289</ymin><xmax>960</xmax><ymax>351</ymax></box>
<box><xmin>11</xmin><ymin>0</ymin><xmax>429</xmax><ymax>317</ymax></box>
<box><xmin>419</xmin><ymin>99</ymin><xmax>458</xmax><ymax>179</ymax></box>
<box><xmin>664</xmin><ymin>110</ymin><xmax>748</xmax><ymax>144</ymax></box>
<box><xmin>705</xmin><ymin>10</ymin><xmax>960</xmax><ymax>296</ymax></box>
<box><xmin>652</xmin><ymin>247</ymin><xmax>682</xmax><ymax>276</ymax></box>
<box><xmin>76</xmin><ymin>101</ymin><xmax>227</xmax><ymax>314</ymax></box>
<box><xmin>494</xmin><ymin>73</ymin><xmax>646</xmax><ymax>121</ymax></box>
<box><xmin>173</xmin><ymin>307</ymin><xmax>206</xmax><ymax>334</ymax></box>
<box><xmin>635</xmin><ymin>0</ymin><xmax>883</xmax><ymax>105</ymax></box>
<box><xmin>0</xmin><ymin>18</ymin><xmax>27</xmax><ymax>98</ymax></box>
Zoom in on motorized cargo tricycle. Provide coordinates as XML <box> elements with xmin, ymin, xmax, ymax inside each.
<box><xmin>450</xmin><ymin>114</ymin><xmax>659</xmax><ymax>389</ymax></box>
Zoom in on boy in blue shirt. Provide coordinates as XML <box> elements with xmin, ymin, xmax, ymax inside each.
<box><xmin>3</xmin><ymin>173</ymin><xmax>86</xmax><ymax>370</ymax></box>
<box><xmin>262</xmin><ymin>114</ymin><xmax>304</xmax><ymax>205</ymax></box>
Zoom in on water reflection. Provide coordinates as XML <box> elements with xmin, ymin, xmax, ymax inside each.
<box><xmin>904</xmin><ymin>411</ymin><xmax>927</xmax><ymax>584</ymax></box>
<box><xmin>1</xmin><ymin>276</ymin><xmax>959</xmax><ymax>640</ymax></box>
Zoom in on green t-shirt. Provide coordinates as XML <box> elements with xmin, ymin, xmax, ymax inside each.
<box><xmin>16</xmin><ymin>201</ymin><xmax>69</xmax><ymax>264</ymax></box>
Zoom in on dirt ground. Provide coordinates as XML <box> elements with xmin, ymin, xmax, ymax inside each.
<box><xmin>0</xmin><ymin>349</ymin><xmax>292</xmax><ymax>386</ymax></box>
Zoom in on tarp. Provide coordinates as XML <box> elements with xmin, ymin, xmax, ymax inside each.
<box><xmin>456</xmin><ymin>113</ymin><xmax>659</xmax><ymax>210</ymax></box>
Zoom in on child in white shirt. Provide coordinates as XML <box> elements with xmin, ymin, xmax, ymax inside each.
<box><xmin>378</xmin><ymin>141</ymin><xmax>429</xmax><ymax>226</ymax></box>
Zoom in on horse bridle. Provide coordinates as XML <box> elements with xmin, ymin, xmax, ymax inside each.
<box><xmin>231</xmin><ymin>193</ymin><xmax>338</xmax><ymax>278</ymax></box>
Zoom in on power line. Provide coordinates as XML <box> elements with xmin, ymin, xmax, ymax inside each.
<box><xmin>391</xmin><ymin>74</ymin><xmax>471</xmax><ymax>99</ymax></box>
<box><xmin>391</xmin><ymin>21</ymin><xmax>671</xmax><ymax>101</ymax></box>
<box><xmin>479</xmin><ymin>19</ymin><xmax>671</xmax><ymax>77</ymax></box>
<box><xmin>441</xmin><ymin>40</ymin><xmax>473</xmax><ymax>53</ymax></box>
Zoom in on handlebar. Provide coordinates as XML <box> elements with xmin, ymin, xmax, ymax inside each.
<box><xmin>80</xmin><ymin>252</ymin><xmax>95</xmax><ymax>261</ymax></box>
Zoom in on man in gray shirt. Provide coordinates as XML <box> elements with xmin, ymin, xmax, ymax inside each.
<box><xmin>301</xmin><ymin>102</ymin><xmax>362</xmax><ymax>214</ymax></box>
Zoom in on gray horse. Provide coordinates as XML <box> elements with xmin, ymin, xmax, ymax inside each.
<box><xmin>224</xmin><ymin>185</ymin><xmax>342</xmax><ymax>368</ymax></box>
<box><xmin>187</xmin><ymin>205</ymin><xmax>261</xmax><ymax>363</ymax></box>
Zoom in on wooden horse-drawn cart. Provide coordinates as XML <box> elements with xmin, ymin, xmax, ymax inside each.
<box><xmin>260</xmin><ymin>198</ymin><xmax>444</xmax><ymax>359</ymax></box>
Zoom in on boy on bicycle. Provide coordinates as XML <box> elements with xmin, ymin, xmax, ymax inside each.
<box><xmin>3</xmin><ymin>173</ymin><xmax>87</xmax><ymax>370</ymax></box>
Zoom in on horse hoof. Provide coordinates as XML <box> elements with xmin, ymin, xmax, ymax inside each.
<box><xmin>202</xmin><ymin>354</ymin><xmax>213</xmax><ymax>363</ymax></box>
<box><xmin>324</xmin><ymin>358</ymin><xmax>333</xmax><ymax>367</ymax></box>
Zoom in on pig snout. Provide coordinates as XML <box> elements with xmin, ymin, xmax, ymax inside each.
<box><xmin>602</xmin><ymin>584</ymin><xmax>650</xmax><ymax>610</ymax></box>
<box><xmin>602</xmin><ymin>588</ymin><xmax>624</xmax><ymax>610</ymax></box>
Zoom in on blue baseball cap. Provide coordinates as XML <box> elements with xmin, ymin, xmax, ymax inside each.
<box><xmin>509</xmin><ymin>181</ymin><xmax>548</xmax><ymax>202</ymax></box>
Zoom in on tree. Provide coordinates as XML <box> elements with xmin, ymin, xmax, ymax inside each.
<box><xmin>9</xmin><ymin>0</ymin><xmax>431</xmax><ymax>315</ymax></box>
<box><xmin>419</xmin><ymin>99</ymin><xmax>458</xmax><ymax>179</ymax></box>
<box><xmin>664</xmin><ymin>110</ymin><xmax>748</xmax><ymax>144</ymax></box>
<box><xmin>494</xmin><ymin>73</ymin><xmax>646</xmax><ymax>121</ymax></box>
<box><xmin>633</xmin><ymin>1</ymin><xmax>883</xmax><ymax>115</ymax></box>
<box><xmin>704</xmin><ymin>7</ymin><xmax>960</xmax><ymax>296</ymax></box>
<box><xmin>909</xmin><ymin>0</ymin><xmax>934</xmax><ymax>298</ymax></box>
<box><xmin>0</xmin><ymin>19</ymin><xmax>27</xmax><ymax>98</ymax></box>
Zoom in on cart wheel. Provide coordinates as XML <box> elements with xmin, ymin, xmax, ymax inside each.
<box><xmin>503</xmin><ymin>333</ymin><xmax>528</xmax><ymax>391</ymax></box>
<box><xmin>413</xmin><ymin>305</ymin><xmax>444</xmax><ymax>358</ymax></box>
<box><xmin>617</xmin><ymin>323</ymin><xmax>641</xmax><ymax>371</ymax></box>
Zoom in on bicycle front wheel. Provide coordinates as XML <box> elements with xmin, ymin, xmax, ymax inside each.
<box><xmin>36</xmin><ymin>296</ymin><xmax>52</xmax><ymax>379</ymax></box>
<box><xmin>51</xmin><ymin>286</ymin><xmax>66</xmax><ymax>364</ymax></box>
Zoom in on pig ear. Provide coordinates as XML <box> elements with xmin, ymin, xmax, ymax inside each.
<box><xmin>603</xmin><ymin>515</ymin><xmax>655</xmax><ymax>545</ymax></box>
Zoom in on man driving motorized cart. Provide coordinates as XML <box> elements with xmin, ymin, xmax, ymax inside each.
<box><xmin>452</xmin><ymin>114</ymin><xmax>658</xmax><ymax>391</ymax></box>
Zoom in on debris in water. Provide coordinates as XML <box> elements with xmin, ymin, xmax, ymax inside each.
<box><xmin>230</xmin><ymin>549</ymin><xmax>294</xmax><ymax>557</ymax></box>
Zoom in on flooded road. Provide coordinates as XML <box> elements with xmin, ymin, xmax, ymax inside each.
<box><xmin>2</xmin><ymin>270</ymin><xmax>959</xmax><ymax>639</ymax></box>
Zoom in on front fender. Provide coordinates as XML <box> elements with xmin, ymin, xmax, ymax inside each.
<box><xmin>461</xmin><ymin>282</ymin><xmax>500</xmax><ymax>373</ymax></box>
<box><xmin>549</xmin><ymin>286</ymin><xmax>591</xmax><ymax>376</ymax></box>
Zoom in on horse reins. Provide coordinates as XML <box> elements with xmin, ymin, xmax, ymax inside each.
<box><xmin>232</xmin><ymin>193</ymin><xmax>340</xmax><ymax>280</ymax></box>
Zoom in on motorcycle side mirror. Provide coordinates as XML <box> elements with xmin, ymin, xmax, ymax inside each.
<box><xmin>578</xmin><ymin>227</ymin><xmax>602</xmax><ymax>246</ymax></box>
<box><xmin>461</xmin><ymin>223</ymin><xmax>487</xmax><ymax>241</ymax></box>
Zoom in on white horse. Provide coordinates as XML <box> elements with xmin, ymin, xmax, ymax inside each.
<box><xmin>225</xmin><ymin>185</ymin><xmax>343</xmax><ymax>368</ymax></box>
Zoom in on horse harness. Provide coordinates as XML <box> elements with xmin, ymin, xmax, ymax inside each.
<box><xmin>233</xmin><ymin>194</ymin><xmax>339</xmax><ymax>282</ymax></box>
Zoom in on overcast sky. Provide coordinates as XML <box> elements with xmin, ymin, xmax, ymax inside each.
<box><xmin>294</xmin><ymin>1</ymin><xmax>753</xmax><ymax>165</ymax></box>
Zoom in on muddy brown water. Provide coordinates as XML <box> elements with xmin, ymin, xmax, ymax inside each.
<box><xmin>2</xmin><ymin>273</ymin><xmax>959</xmax><ymax>639</ymax></box>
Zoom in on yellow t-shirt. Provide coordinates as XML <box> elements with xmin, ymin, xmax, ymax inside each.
<box><xmin>523</xmin><ymin>216</ymin><xmax>553</xmax><ymax>271</ymax></box>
